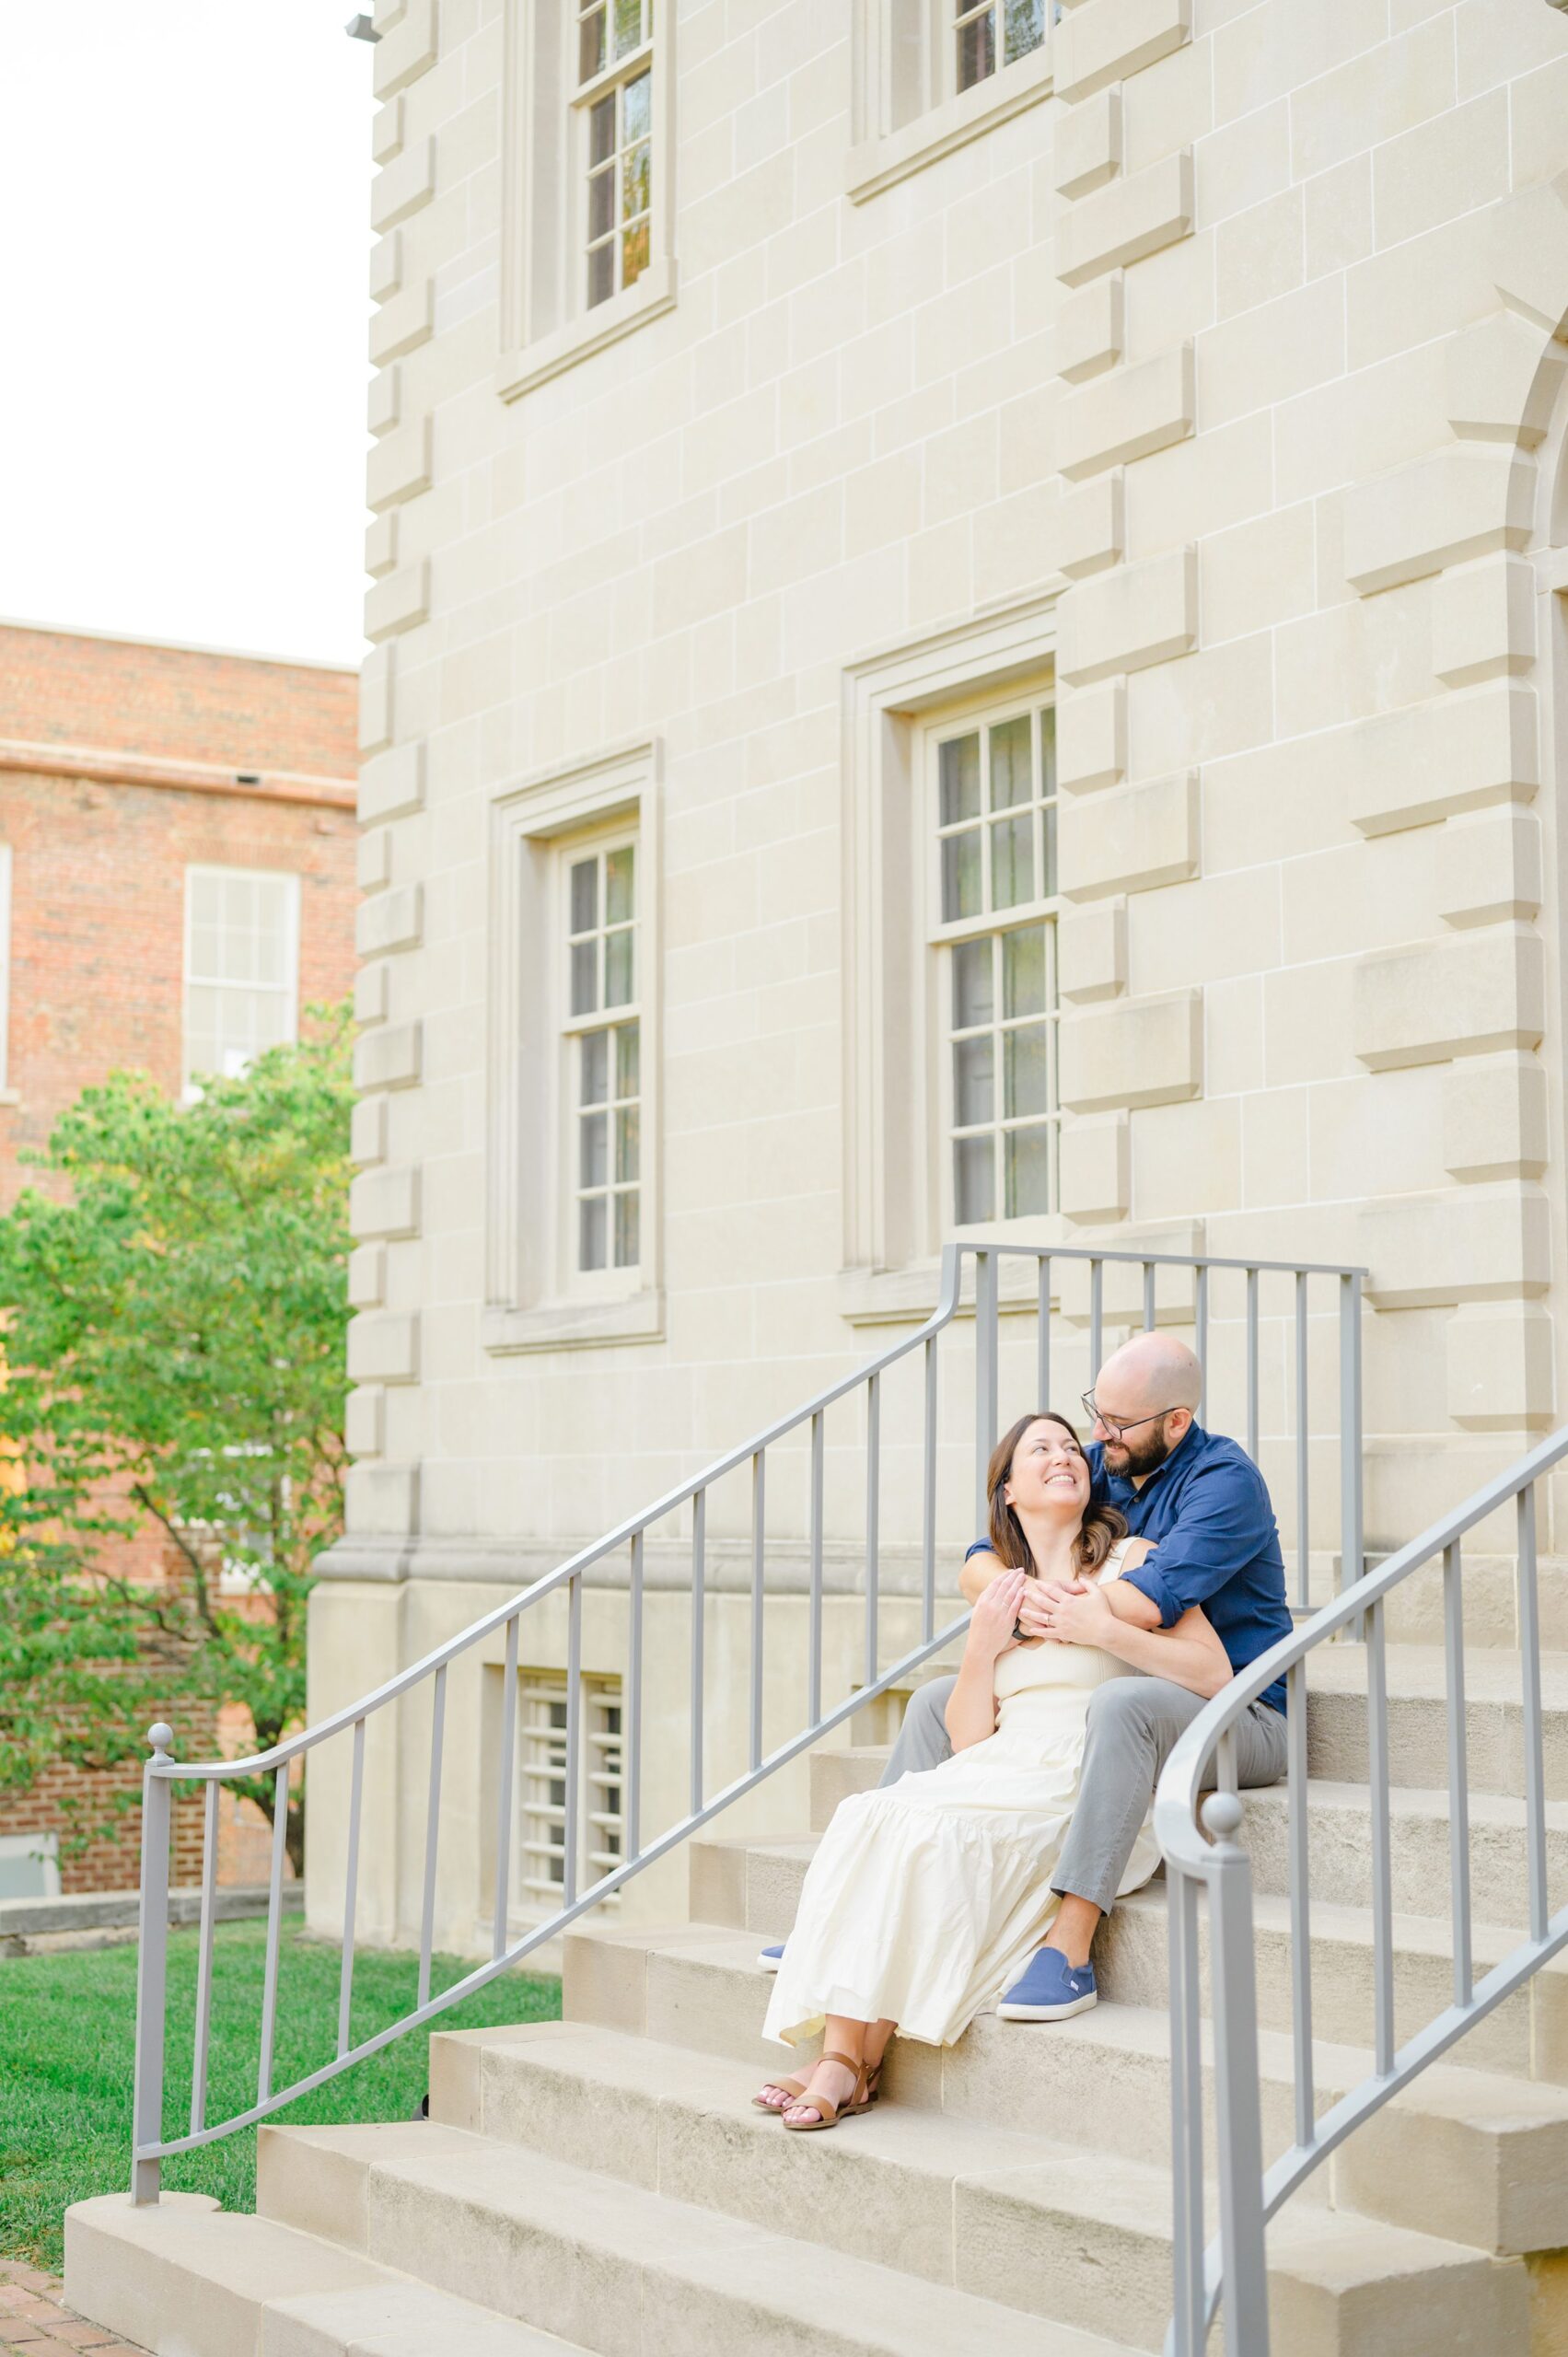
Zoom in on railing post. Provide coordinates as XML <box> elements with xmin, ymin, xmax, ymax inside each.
<box><xmin>1202</xmin><ymin>1792</ymin><xmax>1271</xmax><ymax>2357</ymax></box>
<box><xmin>974</xmin><ymin>1249</ymin><xmax>998</xmax><ymax>1523</ymax></box>
<box><xmin>1167</xmin><ymin>1862</ymin><xmax>1205</xmax><ymax>2357</ymax></box>
<box><xmin>1339</xmin><ymin>1271</ymin><xmax>1364</xmax><ymax>1594</ymax></box>
<box><xmin>131</xmin><ymin>1724</ymin><xmax>175</xmax><ymax>2204</ymax></box>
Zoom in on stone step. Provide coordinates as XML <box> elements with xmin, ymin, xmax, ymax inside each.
<box><xmin>706</xmin><ymin>1773</ymin><xmax>1568</xmax><ymax>1933</ymax></box>
<box><xmin>435</xmin><ymin>2008</ymin><xmax>1568</xmax><ymax>2262</ymax></box>
<box><xmin>682</xmin><ymin>1830</ymin><xmax>1568</xmax><ymax>2084</ymax></box>
<box><xmin>819</xmin><ymin>1646</ymin><xmax>1568</xmax><ymax>1814</ymax></box>
<box><xmin>254</xmin><ymin>2116</ymin><xmax>1133</xmax><ymax>2357</ymax></box>
<box><xmin>63</xmin><ymin>2189</ymin><xmax>575</xmax><ymax>2357</ymax></box>
<box><xmin>255</xmin><ymin>2112</ymin><xmax>1524</xmax><ymax>2357</ymax></box>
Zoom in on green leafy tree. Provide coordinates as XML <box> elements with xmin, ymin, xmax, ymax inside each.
<box><xmin>0</xmin><ymin>1010</ymin><xmax>354</xmax><ymax>1874</ymax></box>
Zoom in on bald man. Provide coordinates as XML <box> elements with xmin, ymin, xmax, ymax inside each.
<box><xmin>758</xmin><ymin>1332</ymin><xmax>1291</xmax><ymax>2019</ymax></box>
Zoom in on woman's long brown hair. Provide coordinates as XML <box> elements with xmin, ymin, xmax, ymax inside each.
<box><xmin>985</xmin><ymin>1411</ymin><xmax>1126</xmax><ymax>1576</ymax></box>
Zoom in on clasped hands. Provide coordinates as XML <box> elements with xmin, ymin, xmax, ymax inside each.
<box><xmin>970</xmin><ymin>1566</ymin><xmax>1117</xmax><ymax>1657</ymax></box>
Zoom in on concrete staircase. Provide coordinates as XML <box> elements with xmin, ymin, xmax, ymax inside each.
<box><xmin>65</xmin><ymin>1641</ymin><xmax>1568</xmax><ymax>2355</ymax></box>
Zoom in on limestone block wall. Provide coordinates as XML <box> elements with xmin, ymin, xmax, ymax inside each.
<box><xmin>307</xmin><ymin>0</ymin><xmax>1568</xmax><ymax>1944</ymax></box>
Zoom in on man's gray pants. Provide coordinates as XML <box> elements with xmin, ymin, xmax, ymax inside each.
<box><xmin>879</xmin><ymin>1674</ymin><xmax>1288</xmax><ymax>1916</ymax></box>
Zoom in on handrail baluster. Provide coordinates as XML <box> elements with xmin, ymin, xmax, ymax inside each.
<box><xmin>1365</xmin><ymin>1597</ymin><xmax>1395</xmax><ymax>2074</ymax></box>
<box><xmin>626</xmin><ymin>1530</ymin><xmax>645</xmax><ymax>1860</ymax></box>
<box><xmin>340</xmin><ymin>1716</ymin><xmax>366</xmax><ymax>2054</ymax></box>
<box><xmin>689</xmin><ymin>1494</ymin><xmax>705</xmax><ymax>1818</ymax></box>
<box><xmin>1295</xmin><ymin>1271</ymin><xmax>1310</xmax><ymax>1609</ymax></box>
<box><xmin>492</xmin><ymin>1623</ymin><xmax>518</xmax><ymax>1961</ymax></box>
<box><xmin>865</xmin><ymin>1374</ymin><xmax>880</xmax><ymax>1689</ymax></box>
<box><xmin>257</xmin><ymin>1760</ymin><xmax>291</xmax><ymax>2104</ymax></box>
<box><xmin>417</xmin><ymin>1666</ymin><xmax>447</xmax><ymax>2012</ymax></box>
<box><xmin>190</xmin><ymin>1781</ymin><xmax>219</xmax><ymax>2136</ymax></box>
<box><xmin>749</xmin><ymin>1456</ymin><xmax>765</xmax><ymax>1774</ymax></box>
<box><xmin>1517</xmin><ymin>1484</ymin><xmax>1549</xmax><ymax>1943</ymax></box>
<box><xmin>1443</xmin><ymin>1542</ymin><xmax>1471</xmax><ymax>2007</ymax></box>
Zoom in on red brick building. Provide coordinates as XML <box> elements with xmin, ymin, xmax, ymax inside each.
<box><xmin>0</xmin><ymin>622</ymin><xmax>359</xmax><ymax>1897</ymax></box>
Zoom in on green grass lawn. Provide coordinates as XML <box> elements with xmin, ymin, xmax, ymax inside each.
<box><xmin>0</xmin><ymin>1920</ymin><xmax>561</xmax><ymax>2273</ymax></box>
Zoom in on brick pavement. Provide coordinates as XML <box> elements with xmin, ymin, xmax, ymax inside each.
<box><xmin>0</xmin><ymin>2263</ymin><xmax>149</xmax><ymax>2355</ymax></box>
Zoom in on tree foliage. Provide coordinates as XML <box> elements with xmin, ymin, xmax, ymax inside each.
<box><xmin>0</xmin><ymin>1011</ymin><xmax>354</xmax><ymax>1873</ymax></box>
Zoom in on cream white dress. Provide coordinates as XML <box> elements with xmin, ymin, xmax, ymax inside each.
<box><xmin>762</xmin><ymin>1539</ymin><xmax>1161</xmax><ymax>2051</ymax></box>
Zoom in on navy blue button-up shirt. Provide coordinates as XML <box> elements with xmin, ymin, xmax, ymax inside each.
<box><xmin>967</xmin><ymin>1422</ymin><xmax>1290</xmax><ymax>1716</ymax></box>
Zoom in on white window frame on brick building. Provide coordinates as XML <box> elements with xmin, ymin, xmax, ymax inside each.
<box><xmin>516</xmin><ymin>1668</ymin><xmax>625</xmax><ymax>1919</ymax></box>
<box><xmin>848</xmin><ymin>0</ymin><xmax>1055</xmax><ymax>203</ymax></box>
<box><xmin>840</xmin><ymin>596</ymin><xmax>1061</xmax><ymax>1326</ymax></box>
<box><xmin>497</xmin><ymin>0</ymin><xmax>677</xmax><ymax>401</ymax></box>
<box><xmin>181</xmin><ymin>865</ymin><xmax>300</xmax><ymax>1099</ymax></box>
<box><xmin>484</xmin><ymin>742</ymin><xmax>662</xmax><ymax>1352</ymax></box>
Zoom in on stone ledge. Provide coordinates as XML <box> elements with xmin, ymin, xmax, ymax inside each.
<box><xmin>1058</xmin><ymin>149</ymin><xmax>1192</xmax><ymax>285</ymax></box>
<box><xmin>1354</xmin><ymin>927</ymin><xmax>1546</xmax><ymax>1073</ymax></box>
<box><xmin>1059</xmin><ymin>986</ymin><xmax>1202</xmax><ymax>1112</ymax></box>
<box><xmin>1343</xmin><ymin>447</ymin><xmax>1535</xmax><ymax>597</ymax></box>
<box><xmin>1346</xmin><ymin>681</ymin><xmax>1538</xmax><ymax>838</ymax></box>
<box><xmin>1060</xmin><ymin>769</ymin><xmax>1199</xmax><ymax>899</ymax></box>
<box><xmin>1054</xmin><ymin>0</ymin><xmax>1191</xmax><ymax>103</ymax></box>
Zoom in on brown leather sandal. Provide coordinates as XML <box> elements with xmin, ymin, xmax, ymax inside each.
<box><xmin>751</xmin><ymin>2073</ymin><xmax>811</xmax><ymax>2113</ymax></box>
<box><xmin>781</xmin><ymin>2050</ymin><xmax>876</xmax><ymax>2132</ymax></box>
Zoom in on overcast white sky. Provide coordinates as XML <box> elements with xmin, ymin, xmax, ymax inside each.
<box><xmin>0</xmin><ymin>3</ymin><xmax>374</xmax><ymax>668</ymax></box>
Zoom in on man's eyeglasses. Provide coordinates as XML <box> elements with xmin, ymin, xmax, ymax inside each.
<box><xmin>1080</xmin><ymin>1392</ymin><xmax>1181</xmax><ymax>1439</ymax></box>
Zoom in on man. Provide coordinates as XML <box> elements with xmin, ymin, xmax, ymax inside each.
<box><xmin>759</xmin><ymin>1331</ymin><xmax>1291</xmax><ymax>2020</ymax></box>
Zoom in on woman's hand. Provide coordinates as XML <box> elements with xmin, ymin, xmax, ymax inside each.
<box><xmin>968</xmin><ymin>1567</ymin><xmax>1028</xmax><ymax>1662</ymax></box>
<box><xmin>1041</xmin><ymin>1581</ymin><xmax>1118</xmax><ymax>1648</ymax></box>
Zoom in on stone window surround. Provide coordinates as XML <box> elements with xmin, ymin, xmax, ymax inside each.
<box><xmin>840</xmin><ymin>591</ymin><xmax>1063</xmax><ymax>1329</ymax></box>
<box><xmin>847</xmin><ymin>0</ymin><xmax>1054</xmax><ymax>206</ymax></box>
<box><xmin>496</xmin><ymin>0</ymin><xmax>678</xmax><ymax>402</ymax></box>
<box><xmin>484</xmin><ymin>740</ymin><xmax>664</xmax><ymax>1355</ymax></box>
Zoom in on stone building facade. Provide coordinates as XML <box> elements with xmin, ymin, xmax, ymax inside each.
<box><xmin>0</xmin><ymin>622</ymin><xmax>359</xmax><ymax>1893</ymax></box>
<box><xmin>312</xmin><ymin>0</ymin><xmax>1568</xmax><ymax>1955</ymax></box>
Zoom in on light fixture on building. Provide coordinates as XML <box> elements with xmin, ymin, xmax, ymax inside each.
<box><xmin>345</xmin><ymin>13</ymin><xmax>380</xmax><ymax>39</ymax></box>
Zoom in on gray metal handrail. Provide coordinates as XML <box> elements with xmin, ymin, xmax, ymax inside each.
<box><xmin>1156</xmin><ymin>1422</ymin><xmax>1568</xmax><ymax>2357</ymax></box>
<box><xmin>128</xmin><ymin>1236</ymin><xmax>1365</xmax><ymax>2202</ymax></box>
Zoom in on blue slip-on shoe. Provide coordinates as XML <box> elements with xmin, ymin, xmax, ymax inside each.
<box><xmin>997</xmin><ymin>1947</ymin><xmax>1098</xmax><ymax>2021</ymax></box>
<box><xmin>758</xmin><ymin>1942</ymin><xmax>785</xmax><ymax>1972</ymax></box>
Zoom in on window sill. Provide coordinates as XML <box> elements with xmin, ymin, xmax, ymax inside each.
<box><xmin>845</xmin><ymin>48</ymin><xmax>1053</xmax><ymax>206</ymax></box>
<box><xmin>496</xmin><ymin>258</ymin><xmax>679</xmax><ymax>402</ymax></box>
<box><xmin>837</xmin><ymin>1256</ymin><xmax>1063</xmax><ymax>1329</ymax></box>
<box><xmin>482</xmin><ymin>1287</ymin><xmax>665</xmax><ymax>1355</ymax></box>
<box><xmin>0</xmin><ymin>1088</ymin><xmax>19</xmax><ymax>1108</ymax></box>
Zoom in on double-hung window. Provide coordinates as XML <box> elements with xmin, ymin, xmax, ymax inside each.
<box><xmin>931</xmin><ymin>701</ymin><xmax>1060</xmax><ymax>1226</ymax></box>
<box><xmin>499</xmin><ymin>0</ymin><xmax>675</xmax><ymax>398</ymax></box>
<box><xmin>849</xmin><ymin>0</ymin><xmax>1056</xmax><ymax>203</ymax></box>
<box><xmin>575</xmin><ymin>0</ymin><xmax>653</xmax><ymax>309</ymax></box>
<box><xmin>182</xmin><ymin>865</ymin><xmax>300</xmax><ymax>1097</ymax></box>
<box><xmin>563</xmin><ymin>835</ymin><xmax>641</xmax><ymax>1279</ymax></box>
<box><xmin>951</xmin><ymin>0</ymin><xmax>1046</xmax><ymax>96</ymax></box>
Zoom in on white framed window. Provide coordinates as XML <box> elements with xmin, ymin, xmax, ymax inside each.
<box><xmin>575</xmin><ymin>0</ymin><xmax>653</xmax><ymax>311</ymax></box>
<box><xmin>563</xmin><ymin>835</ymin><xmax>642</xmax><ymax>1280</ymax></box>
<box><xmin>498</xmin><ymin>0</ymin><xmax>677</xmax><ymax>401</ymax></box>
<box><xmin>182</xmin><ymin>865</ymin><xmax>300</xmax><ymax>1097</ymax></box>
<box><xmin>517</xmin><ymin>1670</ymin><xmax>624</xmax><ymax>1913</ymax></box>
<box><xmin>849</xmin><ymin>0</ymin><xmax>1056</xmax><ymax>203</ymax></box>
<box><xmin>0</xmin><ymin>1829</ymin><xmax>61</xmax><ymax>1902</ymax></box>
<box><xmin>840</xmin><ymin>598</ymin><xmax>1061</xmax><ymax>1324</ymax></box>
<box><xmin>929</xmin><ymin>700</ymin><xmax>1061</xmax><ymax>1228</ymax></box>
<box><xmin>485</xmin><ymin>742</ymin><xmax>662</xmax><ymax>1353</ymax></box>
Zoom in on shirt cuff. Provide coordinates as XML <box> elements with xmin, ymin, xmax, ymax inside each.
<box><xmin>1121</xmin><ymin>1558</ymin><xmax>1183</xmax><ymax>1629</ymax></box>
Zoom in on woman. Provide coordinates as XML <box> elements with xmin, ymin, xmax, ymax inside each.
<box><xmin>752</xmin><ymin>1410</ymin><xmax>1232</xmax><ymax>2132</ymax></box>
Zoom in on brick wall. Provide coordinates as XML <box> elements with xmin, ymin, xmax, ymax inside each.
<box><xmin>0</xmin><ymin>622</ymin><xmax>357</xmax><ymax>776</ymax></box>
<box><xmin>0</xmin><ymin>624</ymin><xmax>356</xmax><ymax>1886</ymax></box>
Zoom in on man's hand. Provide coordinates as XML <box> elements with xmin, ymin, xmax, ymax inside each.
<box><xmin>1042</xmin><ymin>1582</ymin><xmax>1119</xmax><ymax>1649</ymax></box>
<box><xmin>1015</xmin><ymin>1575</ymin><xmax>1089</xmax><ymax>1639</ymax></box>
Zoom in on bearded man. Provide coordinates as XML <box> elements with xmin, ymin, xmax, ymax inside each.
<box><xmin>759</xmin><ymin>1330</ymin><xmax>1292</xmax><ymax>2024</ymax></box>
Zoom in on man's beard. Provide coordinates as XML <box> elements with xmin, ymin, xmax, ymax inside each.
<box><xmin>1104</xmin><ymin>1421</ymin><xmax>1175</xmax><ymax>1480</ymax></box>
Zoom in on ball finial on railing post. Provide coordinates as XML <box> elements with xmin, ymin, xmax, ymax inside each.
<box><xmin>147</xmin><ymin>1724</ymin><xmax>174</xmax><ymax>1759</ymax></box>
<box><xmin>1202</xmin><ymin>1791</ymin><xmax>1245</xmax><ymax>1844</ymax></box>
